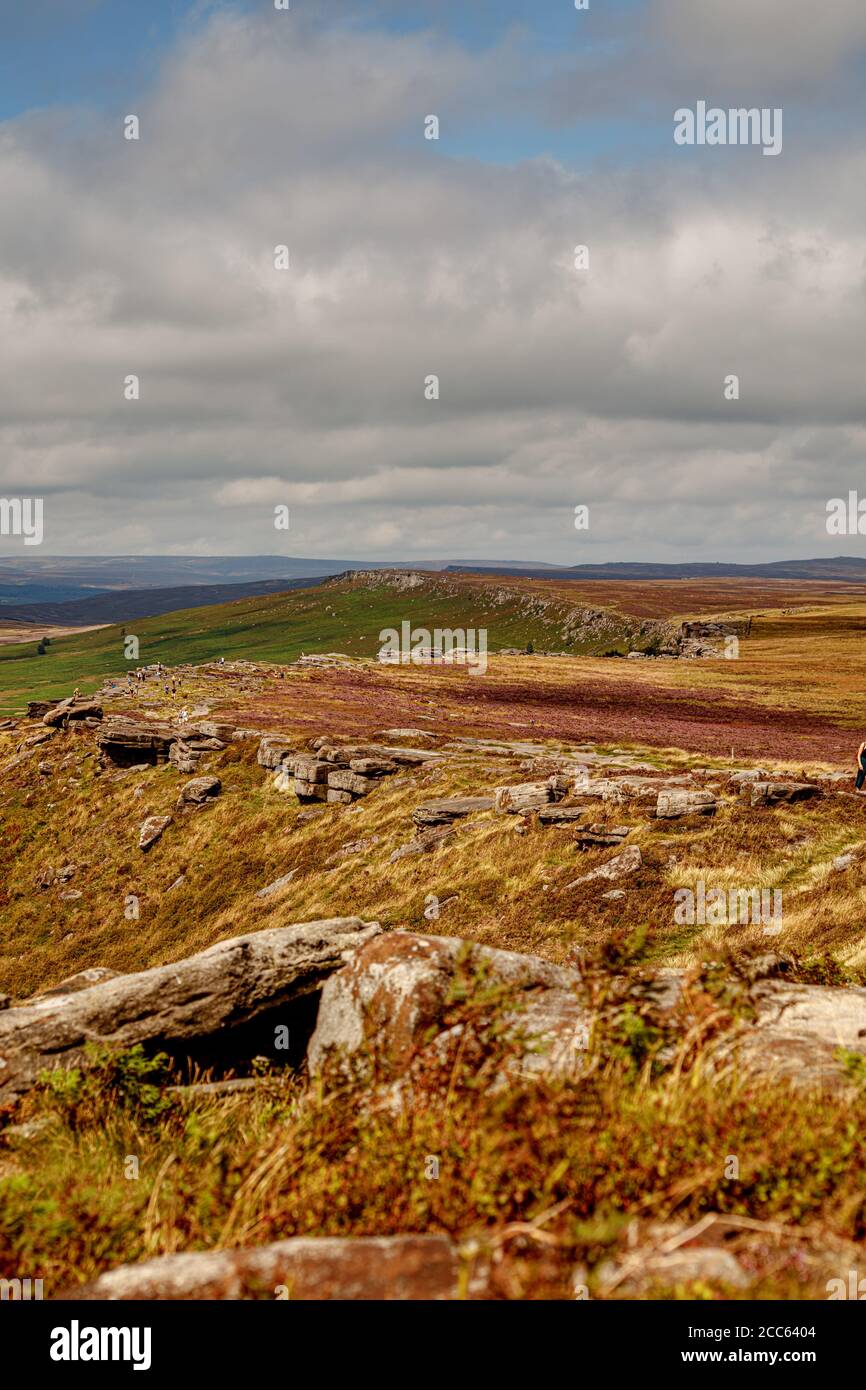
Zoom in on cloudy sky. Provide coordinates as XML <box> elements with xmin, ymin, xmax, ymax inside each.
<box><xmin>1</xmin><ymin>0</ymin><xmax>865</xmax><ymax>562</ymax></box>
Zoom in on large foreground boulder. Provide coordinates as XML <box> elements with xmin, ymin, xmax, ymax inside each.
<box><xmin>62</xmin><ymin>1235</ymin><xmax>465</xmax><ymax>1301</ymax></box>
<box><xmin>0</xmin><ymin>917</ymin><xmax>381</xmax><ymax>1105</ymax></box>
<box><xmin>720</xmin><ymin>979</ymin><xmax>866</xmax><ymax>1091</ymax></box>
<box><xmin>42</xmin><ymin>698</ymin><xmax>102</xmax><ymax>728</ymax></box>
<box><xmin>307</xmin><ymin>932</ymin><xmax>590</xmax><ymax>1087</ymax></box>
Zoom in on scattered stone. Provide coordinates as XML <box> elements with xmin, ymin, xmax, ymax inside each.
<box><xmin>63</xmin><ymin>1235</ymin><xmax>466</xmax><ymax>1302</ymax></box>
<box><xmin>412</xmin><ymin>797</ymin><xmax>495</xmax><ymax>828</ymax></box>
<box><xmin>595</xmin><ymin>1245</ymin><xmax>751</xmax><ymax>1296</ymax></box>
<box><xmin>178</xmin><ymin>775</ymin><xmax>221</xmax><ymax>806</ymax></box>
<box><xmin>389</xmin><ymin>826</ymin><xmax>456</xmax><ymax>862</ymax></box>
<box><xmin>833</xmin><ymin>853</ymin><xmax>857</xmax><ymax>871</ymax></box>
<box><xmin>296</xmin><ymin>807</ymin><xmax>328</xmax><ymax>825</ymax></box>
<box><xmin>327</xmin><ymin>837</ymin><xmax>380</xmax><ymax>864</ymax></box>
<box><xmin>139</xmin><ymin>816</ymin><xmax>172</xmax><ymax>851</ymax></box>
<box><xmin>565</xmin><ymin>844</ymin><xmax>642</xmax><ymax>889</ymax></box>
<box><xmin>746</xmin><ymin>782</ymin><xmax>821</xmax><ymax>808</ymax></box>
<box><xmin>255</xmin><ymin>870</ymin><xmax>298</xmax><ymax>899</ymax></box>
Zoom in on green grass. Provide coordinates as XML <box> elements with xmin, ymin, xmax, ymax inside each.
<box><xmin>0</xmin><ymin>577</ymin><xmax>642</xmax><ymax>715</ymax></box>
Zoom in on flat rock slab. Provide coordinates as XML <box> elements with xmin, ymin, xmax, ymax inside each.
<box><xmin>412</xmin><ymin>796</ymin><xmax>495</xmax><ymax>827</ymax></box>
<box><xmin>62</xmin><ymin>1235</ymin><xmax>462</xmax><ymax>1301</ymax></box>
<box><xmin>0</xmin><ymin>917</ymin><xmax>381</xmax><ymax>1105</ymax></box>
<box><xmin>745</xmin><ymin>782</ymin><xmax>821</xmax><ymax>807</ymax></box>
<box><xmin>537</xmin><ymin>807</ymin><xmax>586</xmax><ymax>826</ymax></box>
<box><xmin>565</xmin><ymin>844</ymin><xmax>642</xmax><ymax>888</ymax></box>
<box><xmin>656</xmin><ymin>789</ymin><xmax>717</xmax><ymax>818</ymax></box>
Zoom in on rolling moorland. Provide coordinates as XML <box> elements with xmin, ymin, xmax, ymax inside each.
<box><xmin>3</xmin><ymin>569</ymin><xmax>866</xmax><ymax>1300</ymax></box>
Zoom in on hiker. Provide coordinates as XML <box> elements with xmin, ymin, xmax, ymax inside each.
<box><xmin>857</xmin><ymin>740</ymin><xmax>866</xmax><ymax>794</ymax></box>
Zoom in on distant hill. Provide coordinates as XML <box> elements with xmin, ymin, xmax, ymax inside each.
<box><xmin>0</xmin><ymin>576</ymin><xmax>328</xmax><ymax>626</ymax></box>
<box><xmin>448</xmin><ymin>558</ymin><xmax>866</xmax><ymax>582</ymax></box>
<box><xmin>3</xmin><ymin>555</ymin><xmax>866</xmax><ymax>627</ymax></box>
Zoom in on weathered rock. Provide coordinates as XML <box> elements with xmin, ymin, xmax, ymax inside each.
<box><xmin>746</xmin><ymin>782</ymin><xmax>821</xmax><ymax>808</ymax></box>
<box><xmin>178</xmin><ymin>775</ymin><xmax>221</xmax><ymax>806</ymax></box>
<box><xmin>294</xmin><ymin>779</ymin><xmax>328</xmax><ymax>802</ymax></box>
<box><xmin>565</xmin><ymin>844</ymin><xmax>642</xmax><ymax>889</ymax></box>
<box><xmin>595</xmin><ymin>1245</ymin><xmax>751</xmax><ymax>1296</ymax></box>
<box><xmin>719</xmin><ymin>980</ymin><xmax>866</xmax><ymax>1091</ymax></box>
<box><xmin>26</xmin><ymin>967</ymin><xmax>121</xmax><ymax>1002</ymax></box>
<box><xmin>327</xmin><ymin>770</ymin><xmax>378</xmax><ymax>796</ymax></box>
<box><xmin>412</xmin><ymin>796</ymin><xmax>495</xmax><ymax>827</ymax></box>
<box><xmin>308</xmin><ymin>932</ymin><xmax>590</xmax><ymax>1086</ymax></box>
<box><xmin>169</xmin><ymin>740</ymin><xmax>199</xmax><ymax>774</ymax></box>
<box><xmin>293</xmin><ymin>758</ymin><xmax>330</xmax><ymax>785</ymax></box>
<box><xmin>255</xmin><ymin>870</ymin><xmax>298</xmax><ymax>899</ymax></box>
<box><xmin>348</xmin><ymin>758</ymin><xmax>398</xmax><ymax>777</ymax></box>
<box><xmin>257</xmin><ymin>736</ymin><xmax>294</xmax><ymax>769</ymax></box>
<box><xmin>328</xmin><ymin>837</ymin><xmax>380</xmax><ymax>863</ymax></box>
<box><xmin>27</xmin><ymin>700</ymin><xmax>58</xmax><ymax>719</ymax></box>
<box><xmin>43</xmin><ymin>698</ymin><xmax>102</xmax><ymax>728</ymax></box>
<box><xmin>139</xmin><ymin>815</ymin><xmax>172</xmax><ymax>851</ymax></box>
<box><xmin>98</xmin><ymin>717</ymin><xmax>176</xmax><ymax>765</ymax></box>
<box><xmin>655</xmin><ymin>789</ymin><xmax>717</xmax><ymax>819</ymax></box>
<box><xmin>326</xmin><ymin>788</ymin><xmax>354</xmax><ymax>804</ymax></box>
<box><xmin>63</xmin><ymin>1235</ymin><xmax>465</xmax><ymax>1301</ymax></box>
<box><xmin>389</xmin><ymin>826</ymin><xmax>456</xmax><ymax>862</ymax></box>
<box><xmin>573</xmin><ymin>828</ymin><xmax>630</xmax><ymax>849</ymax></box>
<box><xmin>493</xmin><ymin>782</ymin><xmax>558</xmax><ymax>814</ymax></box>
<box><xmin>0</xmin><ymin>917</ymin><xmax>381</xmax><ymax>1104</ymax></box>
<box><xmin>195</xmin><ymin>721</ymin><xmax>236</xmax><ymax>742</ymax></box>
<box><xmin>537</xmin><ymin>807</ymin><xmax>586</xmax><ymax>826</ymax></box>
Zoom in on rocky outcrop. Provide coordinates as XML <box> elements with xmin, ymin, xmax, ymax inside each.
<box><xmin>97</xmin><ymin>716</ymin><xmax>176</xmax><ymax>766</ymax></box>
<box><xmin>308</xmin><ymin>932</ymin><xmax>590</xmax><ymax>1088</ymax></box>
<box><xmin>412</xmin><ymin>796</ymin><xmax>495</xmax><ymax>827</ymax></box>
<box><xmin>63</xmin><ymin>1235</ymin><xmax>467</xmax><ymax>1301</ymax></box>
<box><xmin>655</xmin><ymin>789</ymin><xmax>717</xmax><ymax>818</ymax></box>
<box><xmin>493</xmin><ymin>781</ymin><xmax>562</xmax><ymax>814</ymax></box>
<box><xmin>0</xmin><ymin>917</ymin><xmax>381</xmax><ymax>1105</ymax></box>
<box><xmin>744</xmin><ymin>782</ymin><xmax>821</xmax><ymax>808</ymax></box>
<box><xmin>42</xmin><ymin>698</ymin><xmax>102</xmax><ymax>728</ymax></box>
<box><xmin>263</xmin><ymin>737</ymin><xmax>437</xmax><ymax>805</ymax></box>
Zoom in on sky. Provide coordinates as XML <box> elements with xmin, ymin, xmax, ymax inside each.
<box><xmin>0</xmin><ymin>0</ymin><xmax>865</xmax><ymax>562</ymax></box>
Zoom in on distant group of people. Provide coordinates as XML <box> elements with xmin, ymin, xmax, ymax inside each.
<box><xmin>121</xmin><ymin>662</ymin><xmax>183</xmax><ymax>698</ymax></box>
